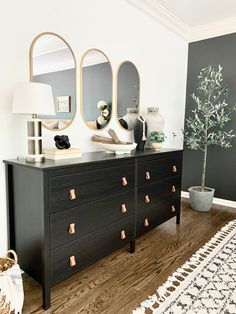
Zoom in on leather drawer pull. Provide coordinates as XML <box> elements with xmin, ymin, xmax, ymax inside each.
<box><xmin>69</xmin><ymin>189</ymin><xmax>76</xmax><ymax>200</ymax></box>
<box><xmin>121</xmin><ymin>177</ymin><xmax>128</xmax><ymax>186</ymax></box>
<box><xmin>144</xmin><ymin>195</ymin><xmax>150</xmax><ymax>203</ymax></box>
<box><xmin>120</xmin><ymin>230</ymin><xmax>126</xmax><ymax>240</ymax></box>
<box><xmin>121</xmin><ymin>204</ymin><xmax>127</xmax><ymax>214</ymax></box>
<box><xmin>172</xmin><ymin>185</ymin><xmax>176</xmax><ymax>193</ymax></box>
<box><xmin>144</xmin><ymin>218</ymin><xmax>149</xmax><ymax>227</ymax></box>
<box><xmin>172</xmin><ymin>165</ymin><xmax>177</xmax><ymax>173</ymax></box>
<box><xmin>69</xmin><ymin>256</ymin><xmax>76</xmax><ymax>267</ymax></box>
<box><xmin>69</xmin><ymin>223</ymin><xmax>75</xmax><ymax>235</ymax></box>
<box><xmin>145</xmin><ymin>171</ymin><xmax>151</xmax><ymax>180</ymax></box>
<box><xmin>171</xmin><ymin>205</ymin><xmax>176</xmax><ymax>213</ymax></box>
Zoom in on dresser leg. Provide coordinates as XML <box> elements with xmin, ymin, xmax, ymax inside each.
<box><xmin>43</xmin><ymin>285</ymin><xmax>51</xmax><ymax>310</ymax></box>
<box><xmin>129</xmin><ymin>240</ymin><xmax>136</xmax><ymax>253</ymax></box>
<box><xmin>176</xmin><ymin>213</ymin><xmax>180</xmax><ymax>225</ymax></box>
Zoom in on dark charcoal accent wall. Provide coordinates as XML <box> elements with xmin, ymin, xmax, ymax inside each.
<box><xmin>182</xmin><ymin>33</ymin><xmax>236</xmax><ymax>201</ymax></box>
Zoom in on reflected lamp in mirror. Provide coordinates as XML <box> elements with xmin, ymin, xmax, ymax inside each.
<box><xmin>81</xmin><ymin>49</ymin><xmax>112</xmax><ymax>130</ymax></box>
<box><xmin>30</xmin><ymin>33</ymin><xmax>76</xmax><ymax>131</ymax></box>
<box><xmin>117</xmin><ymin>61</ymin><xmax>140</xmax><ymax>130</ymax></box>
<box><xmin>12</xmin><ymin>82</ymin><xmax>55</xmax><ymax>163</ymax></box>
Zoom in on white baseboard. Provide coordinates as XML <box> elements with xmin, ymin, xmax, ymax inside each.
<box><xmin>181</xmin><ymin>191</ymin><xmax>236</xmax><ymax>209</ymax></box>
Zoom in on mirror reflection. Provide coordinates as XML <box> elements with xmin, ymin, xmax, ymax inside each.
<box><xmin>81</xmin><ymin>49</ymin><xmax>112</xmax><ymax>130</ymax></box>
<box><xmin>117</xmin><ymin>61</ymin><xmax>140</xmax><ymax>130</ymax></box>
<box><xmin>30</xmin><ymin>33</ymin><xmax>76</xmax><ymax>130</ymax></box>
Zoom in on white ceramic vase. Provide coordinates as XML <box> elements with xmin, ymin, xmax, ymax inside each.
<box><xmin>144</xmin><ymin>107</ymin><xmax>164</xmax><ymax>148</ymax></box>
<box><xmin>122</xmin><ymin>108</ymin><xmax>139</xmax><ymax>130</ymax></box>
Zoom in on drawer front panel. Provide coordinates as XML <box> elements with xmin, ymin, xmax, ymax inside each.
<box><xmin>50</xmin><ymin>191</ymin><xmax>135</xmax><ymax>249</ymax></box>
<box><xmin>50</xmin><ymin>163</ymin><xmax>135</xmax><ymax>213</ymax></box>
<box><xmin>136</xmin><ymin>198</ymin><xmax>180</xmax><ymax>237</ymax></box>
<box><xmin>137</xmin><ymin>177</ymin><xmax>181</xmax><ymax>211</ymax></box>
<box><xmin>51</xmin><ymin>215</ymin><xmax>134</xmax><ymax>285</ymax></box>
<box><xmin>138</xmin><ymin>156</ymin><xmax>182</xmax><ymax>186</ymax></box>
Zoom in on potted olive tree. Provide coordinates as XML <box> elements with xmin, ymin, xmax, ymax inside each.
<box><xmin>149</xmin><ymin>131</ymin><xmax>166</xmax><ymax>150</ymax></box>
<box><xmin>183</xmin><ymin>65</ymin><xmax>236</xmax><ymax>211</ymax></box>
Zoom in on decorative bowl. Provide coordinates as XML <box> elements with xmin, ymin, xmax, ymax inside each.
<box><xmin>98</xmin><ymin>143</ymin><xmax>137</xmax><ymax>155</ymax></box>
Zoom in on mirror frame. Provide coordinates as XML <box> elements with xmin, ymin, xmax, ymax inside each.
<box><xmin>116</xmin><ymin>60</ymin><xmax>140</xmax><ymax>132</ymax></box>
<box><xmin>80</xmin><ymin>48</ymin><xmax>113</xmax><ymax>131</ymax></box>
<box><xmin>29</xmin><ymin>32</ymin><xmax>77</xmax><ymax>131</ymax></box>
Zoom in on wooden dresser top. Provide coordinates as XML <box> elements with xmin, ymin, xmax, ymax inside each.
<box><xmin>4</xmin><ymin>148</ymin><xmax>183</xmax><ymax>171</ymax></box>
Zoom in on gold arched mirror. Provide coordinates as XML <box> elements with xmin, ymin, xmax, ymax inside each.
<box><xmin>117</xmin><ymin>61</ymin><xmax>140</xmax><ymax>130</ymax></box>
<box><xmin>81</xmin><ymin>49</ymin><xmax>112</xmax><ymax>130</ymax></box>
<box><xmin>30</xmin><ymin>32</ymin><xmax>76</xmax><ymax>130</ymax></box>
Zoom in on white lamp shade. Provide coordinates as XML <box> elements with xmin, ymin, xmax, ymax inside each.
<box><xmin>12</xmin><ymin>82</ymin><xmax>55</xmax><ymax>115</ymax></box>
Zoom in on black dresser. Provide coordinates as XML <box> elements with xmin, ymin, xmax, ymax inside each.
<box><xmin>4</xmin><ymin>149</ymin><xmax>183</xmax><ymax>309</ymax></box>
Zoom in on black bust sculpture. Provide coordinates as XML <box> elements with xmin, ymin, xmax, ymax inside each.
<box><xmin>133</xmin><ymin>116</ymin><xmax>148</xmax><ymax>151</ymax></box>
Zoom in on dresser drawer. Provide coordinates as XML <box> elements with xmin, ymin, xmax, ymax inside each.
<box><xmin>51</xmin><ymin>215</ymin><xmax>134</xmax><ymax>285</ymax></box>
<box><xmin>136</xmin><ymin>198</ymin><xmax>179</xmax><ymax>237</ymax></box>
<box><xmin>50</xmin><ymin>163</ymin><xmax>135</xmax><ymax>213</ymax></box>
<box><xmin>50</xmin><ymin>191</ymin><xmax>135</xmax><ymax>249</ymax></box>
<box><xmin>137</xmin><ymin>177</ymin><xmax>181</xmax><ymax>211</ymax></box>
<box><xmin>138</xmin><ymin>155</ymin><xmax>182</xmax><ymax>187</ymax></box>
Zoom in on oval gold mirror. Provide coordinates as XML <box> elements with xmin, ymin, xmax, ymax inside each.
<box><xmin>117</xmin><ymin>61</ymin><xmax>140</xmax><ymax>130</ymax></box>
<box><xmin>30</xmin><ymin>32</ymin><xmax>76</xmax><ymax>130</ymax></box>
<box><xmin>81</xmin><ymin>49</ymin><xmax>112</xmax><ymax>130</ymax></box>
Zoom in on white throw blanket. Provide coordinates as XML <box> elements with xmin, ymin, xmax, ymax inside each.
<box><xmin>0</xmin><ymin>264</ymin><xmax>24</xmax><ymax>314</ymax></box>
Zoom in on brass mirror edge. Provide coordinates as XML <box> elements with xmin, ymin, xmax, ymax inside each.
<box><xmin>29</xmin><ymin>32</ymin><xmax>77</xmax><ymax>131</ymax></box>
<box><xmin>80</xmin><ymin>48</ymin><xmax>113</xmax><ymax>132</ymax></box>
<box><xmin>115</xmin><ymin>60</ymin><xmax>140</xmax><ymax>132</ymax></box>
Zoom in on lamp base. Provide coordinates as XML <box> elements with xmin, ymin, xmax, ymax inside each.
<box><xmin>27</xmin><ymin>117</ymin><xmax>44</xmax><ymax>163</ymax></box>
<box><xmin>26</xmin><ymin>154</ymin><xmax>45</xmax><ymax>163</ymax></box>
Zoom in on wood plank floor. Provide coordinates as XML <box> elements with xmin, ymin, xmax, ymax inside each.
<box><xmin>23</xmin><ymin>199</ymin><xmax>236</xmax><ymax>313</ymax></box>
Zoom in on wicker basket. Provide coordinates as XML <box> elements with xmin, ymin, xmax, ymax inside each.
<box><xmin>0</xmin><ymin>250</ymin><xmax>18</xmax><ymax>273</ymax></box>
<box><xmin>0</xmin><ymin>250</ymin><xmax>23</xmax><ymax>314</ymax></box>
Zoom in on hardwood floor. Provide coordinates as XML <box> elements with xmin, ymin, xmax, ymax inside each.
<box><xmin>23</xmin><ymin>199</ymin><xmax>236</xmax><ymax>313</ymax></box>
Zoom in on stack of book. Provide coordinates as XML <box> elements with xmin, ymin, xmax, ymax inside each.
<box><xmin>44</xmin><ymin>148</ymin><xmax>82</xmax><ymax>160</ymax></box>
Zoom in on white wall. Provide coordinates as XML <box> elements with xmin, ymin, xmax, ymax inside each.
<box><xmin>0</xmin><ymin>0</ymin><xmax>188</xmax><ymax>254</ymax></box>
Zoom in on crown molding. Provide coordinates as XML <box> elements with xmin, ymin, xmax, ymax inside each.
<box><xmin>190</xmin><ymin>17</ymin><xmax>236</xmax><ymax>42</ymax></box>
<box><xmin>128</xmin><ymin>0</ymin><xmax>191</xmax><ymax>41</ymax></box>
<box><xmin>128</xmin><ymin>0</ymin><xmax>236</xmax><ymax>43</ymax></box>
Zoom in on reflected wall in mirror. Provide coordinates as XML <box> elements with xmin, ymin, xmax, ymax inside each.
<box><xmin>117</xmin><ymin>61</ymin><xmax>140</xmax><ymax>130</ymax></box>
<box><xmin>81</xmin><ymin>49</ymin><xmax>112</xmax><ymax>130</ymax></box>
<box><xmin>30</xmin><ymin>32</ymin><xmax>76</xmax><ymax>130</ymax></box>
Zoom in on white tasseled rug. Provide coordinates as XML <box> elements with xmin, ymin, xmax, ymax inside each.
<box><xmin>133</xmin><ymin>220</ymin><xmax>236</xmax><ymax>314</ymax></box>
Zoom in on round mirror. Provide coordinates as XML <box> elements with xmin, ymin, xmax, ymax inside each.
<box><xmin>81</xmin><ymin>49</ymin><xmax>112</xmax><ymax>130</ymax></box>
<box><xmin>117</xmin><ymin>61</ymin><xmax>140</xmax><ymax>130</ymax></box>
<box><xmin>30</xmin><ymin>33</ymin><xmax>76</xmax><ymax>130</ymax></box>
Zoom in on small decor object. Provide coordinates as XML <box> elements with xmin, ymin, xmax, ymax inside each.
<box><xmin>133</xmin><ymin>219</ymin><xmax>236</xmax><ymax>314</ymax></box>
<box><xmin>149</xmin><ymin>131</ymin><xmax>166</xmax><ymax>150</ymax></box>
<box><xmin>91</xmin><ymin>128</ymin><xmax>136</xmax><ymax>155</ymax></box>
<box><xmin>133</xmin><ymin>116</ymin><xmax>148</xmax><ymax>151</ymax></box>
<box><xmin>183</xmin><ymin>65</ymin><xmax>236</xmax><ymax>211</ymax></box>
<box><xmin>12</xmin><ymin>82</ymin><xmax>55</xmax><ymax>163</ymax></box>
<box><xmin>144</xmin><ymin>107</ymin><xmax>164</xmax><ymax>148</ymax></box>
<box><xmin>0</xmin><ymin>250</ymin><xmax>24</xmax><ymax>314</ymax></box>
<box><xmin>44</xmin><ymin>147</ymin><xmax>81</xmax><ymax>160</ymax></box>
<box><xmin>56</xmin><ymin>96</ymin><xmax>71</xmax><ymax>113</ymax></box>
<box><xmin>54</xmin><ymin>135</ymin><xmax>71</xmax><ymax>149</ymax></box>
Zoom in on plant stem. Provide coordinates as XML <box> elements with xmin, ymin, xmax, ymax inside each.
<box><xmin>201</xmin><ymin>144</ymin><xmax>208</xmax><ymax>191</ymax></box>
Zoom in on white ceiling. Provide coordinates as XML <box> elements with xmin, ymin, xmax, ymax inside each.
<box><xmin>157</xmin><ymin>0</ymin><xmax>236</xmax><ymax>27</ymax></box>
<box><xmin>128</xmin><ymin>0</ymin><xmax>236</xmax><ymax>41</ymax></box>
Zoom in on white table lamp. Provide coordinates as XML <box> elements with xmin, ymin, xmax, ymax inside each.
<box><xmin>12</xmin><ymin>82</ymin><xmax>55</xmax><ymax>162</ymax></box>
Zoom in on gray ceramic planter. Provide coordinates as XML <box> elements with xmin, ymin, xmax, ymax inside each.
<box><xmin>188</xmin><ymin>186</ymin><xmax>215</xmax><ymax>212</ymax></box>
